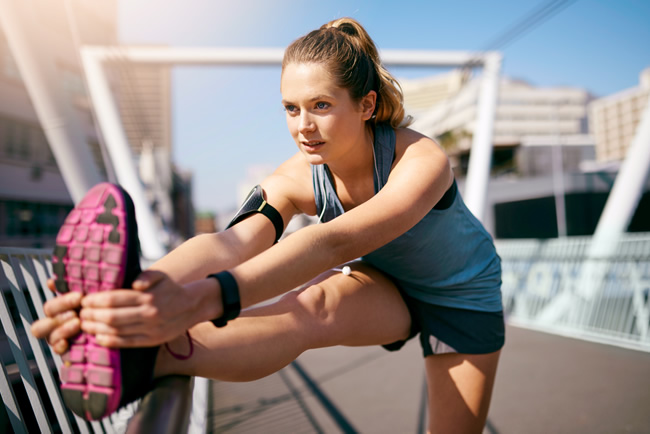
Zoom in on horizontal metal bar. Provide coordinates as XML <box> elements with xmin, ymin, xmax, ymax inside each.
<box><xmin>81</xmin><ymin>46</ymin><xmax>490</xmax><ymax>67</ymax></box>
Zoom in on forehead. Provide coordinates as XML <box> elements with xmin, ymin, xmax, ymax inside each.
<box><xmin>281</xmin><ymin>62</ymin><xmax>347</xmax><ymax>100</ymax></box>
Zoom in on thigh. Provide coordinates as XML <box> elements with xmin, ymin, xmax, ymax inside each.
<box><xmin>425</xmin><ymin>350</ymin><xmax>501</xmax><ymax>434</ymax></box>
<box><xmin>280</xmin><ymin>261</ymin><xmax>413</xmax><ymax>349</ymax></box>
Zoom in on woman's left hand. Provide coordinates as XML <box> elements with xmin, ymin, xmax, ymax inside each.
<box><xmin>79</xmin><ymin>270</ymin><xmax>208</xmax><ymax>348</ymax></box>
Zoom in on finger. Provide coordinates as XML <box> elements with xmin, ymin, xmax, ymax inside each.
<box><xmin>52</xmin><ymin>339</ymin><xmax>69</xmax><ymax>355</ymax></box>
<box><xmin>132</xmin><ymin>270</ymin><xmax>168</xmax><ymax>291</ymax></box>
<box><xmin>81</xmin><ymin>290</ymin><xmax>150</xmax><ymax>309</ymax></box>
<box><xmin>95</xmin><ymin>333</ymin><xmax>154</xmax><ymax>348</ymax></box>
<box><xmin>48</xmin><ymin>318</ymin><xmax>81</xmax><ymax>344</ymax></box>
<box><xmin>43</xmin><ymin>292</ymin><xmax>82</xmax><ymax>317</ymax></box>
<box><xmin>79</xmin><ymin>319</ymin><xmax>120</xmax><ymax>337</ymax></box>
<box><xmin>47</xmin><ymin>278</ymin><xmax>56</xmax><ymax>293</ymax></box>
<box><xmin>31</xmin><ymin>317</ymin><xmax>58</xmax><ymax>339</ymax></box>
<box><xmin>30</xmin><ymin>310</ymin><xmax>77</xmax><ymax>339</ymax></box>
<box><xmin>80</xmin><ymin>305</ymin><xmax>149</xmax><ymax>327</ymax></box>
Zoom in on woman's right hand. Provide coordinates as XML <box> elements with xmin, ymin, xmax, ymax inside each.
<box><xmin>30</xmin><ymin>279</ymin><xmax>83</xmax><ymax>354</ymax></box>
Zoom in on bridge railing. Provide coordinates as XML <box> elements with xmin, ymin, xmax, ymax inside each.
<box><xmin>496</xmin><ymin>233</ymin><xmax>650</xmax><ymax>352</ymax></box>
<box><xmin>3</xmin><ymin>234</ymin><xmax>649</xmax><ymax>432</ymax></box>
<box><xmin>0</xmin><ymin>246</ymin><xmax>205</xmax><ymax>433</ymax></box>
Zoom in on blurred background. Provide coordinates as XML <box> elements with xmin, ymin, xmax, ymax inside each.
<box><xmin>1</xmin><ymin>1</ymin><xmax>650</xmax><ymax>433</ymax></box>
<box><xmin>1</xmin><ymin>0</ymin><xmax>649</xmax><ymax>249</ymax></box>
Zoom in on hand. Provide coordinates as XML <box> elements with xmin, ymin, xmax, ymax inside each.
<box><xmin>30</xmin><ymin>281</ymin><xmax>82</xmax><ymax>354</ymax></box>
<box><xmin>78</xmin><ymin>270</ymin><xmax>207</xmax><ymax>348</ymax></box>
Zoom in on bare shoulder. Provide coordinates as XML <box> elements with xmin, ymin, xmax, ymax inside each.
<box><xmin>261</xmin><ymin>152</ymin><xmax>317</xmax><ymax>216</ymax></box>
<box><xmin>394</xmin><ymin>128</ymin><xmax>451</xmax><ymax>177</ymax></box>
<box><xmin>394</xmin><ymin>127</ymin><xmax>445</xmax><ymax>157</ymax></box>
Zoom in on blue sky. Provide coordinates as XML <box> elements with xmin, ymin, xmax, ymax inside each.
<box><xmin>118</xmin><ymin>0</ymin><xmax>650</xmax><ymax>214</ymax></box>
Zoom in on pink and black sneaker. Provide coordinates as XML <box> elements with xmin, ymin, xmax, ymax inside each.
<box><xmin>51</xmin><ymin>183</ymin><xmax>158</xmax><ymax>420</ymax></box>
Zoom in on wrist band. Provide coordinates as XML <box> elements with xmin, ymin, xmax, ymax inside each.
<box><xmin>207</xmin><ymin>271</ymin><xmax>241</xmax><ymax>327</ymax></box>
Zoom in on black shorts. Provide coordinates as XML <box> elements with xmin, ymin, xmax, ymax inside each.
<box><xmin>383</xmin><ymin>291</ymin><xmax>505</xmax><ymax>357</ymax></box>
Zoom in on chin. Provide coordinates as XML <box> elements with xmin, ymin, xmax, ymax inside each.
<box><xmin>300</xmin><ymin>152</ymin><xmax>328</xmax><ymax>166</ymax></box>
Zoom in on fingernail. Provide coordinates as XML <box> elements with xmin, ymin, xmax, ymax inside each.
<box><xmin>54</xmin><ymin>340</ymin><xmax>67</xmax><ymax>354</ymax></box>
<box><xmin>96</xmin><ymin>334</ymin><xmax>108</xmax><ymax>346</ymax></box>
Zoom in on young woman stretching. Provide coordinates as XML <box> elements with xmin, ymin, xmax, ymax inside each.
<box><xmin>32</xmin><ymin>17</ymin><xmax>504</xmax><ymax>433</ymax></box>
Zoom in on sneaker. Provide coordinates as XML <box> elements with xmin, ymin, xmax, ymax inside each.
<box><xmin>51</xmin><ymin>183</ymin><xmax>158</xmax><ymax>420</ymax></box>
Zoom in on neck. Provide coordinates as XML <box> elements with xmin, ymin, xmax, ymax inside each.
<box><xmin>327</xmin><ymin>125</ymin><xmax>375</xmax><ymax>184</ymax></box>
<box><xmin>325</xmin><ymin>125</ymin><xmax>377</xmax><ymax>208</ymax></box>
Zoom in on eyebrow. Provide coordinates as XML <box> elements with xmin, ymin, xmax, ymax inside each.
<box><xmin>281</xmin><ymin>94</ymin><xmax>335</xmax><ymax>105</ymax></box>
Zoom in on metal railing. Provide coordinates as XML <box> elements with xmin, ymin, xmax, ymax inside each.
<box><xmin>0</xmin><ymin>247</ymin><xmax>205</xmax><ymax>433</ymax></box>
<box><xmin>2</xmin><ymin>234</ymin><xmax>649</xmax><ymax>431</ymax></box>
<box><xmin>497</xmin><ymin>233</ymin><xmax>650</xmax><ymax>352</ymax></box>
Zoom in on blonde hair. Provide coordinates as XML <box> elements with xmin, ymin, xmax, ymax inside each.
<box><xmin>282</xmin><ymin>17</ymin><xmax>411</xmax><ymax>129</ymax></box>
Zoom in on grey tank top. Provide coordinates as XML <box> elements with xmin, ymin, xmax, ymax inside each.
<box><xmin>311</xmin><ymin>123</ymin><xmax>502</xmax><ymax>312</ymax></box>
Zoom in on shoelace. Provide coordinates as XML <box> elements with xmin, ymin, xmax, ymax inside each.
<box><xmin>164</xmin><ymin>330</ymin><xmax>194</xmax><ymax>360</ymax></box>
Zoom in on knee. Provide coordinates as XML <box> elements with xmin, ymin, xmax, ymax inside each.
<box><xmin>283</xmin><ymin>283</ymin><xmax>333</xmax><ymax>327</ymax></box>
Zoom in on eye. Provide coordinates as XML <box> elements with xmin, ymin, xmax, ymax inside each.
<box><xmin>284</xmin><ymin>104</ymin><xmax>299</xmax><ymax>114</ymax></box>
<box><xmin>315</xmin><ymin>101</ymin><xmax>330</xmax><ymax>110</ymax></box>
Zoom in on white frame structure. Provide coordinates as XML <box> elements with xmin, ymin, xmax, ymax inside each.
<box><xmin>80</xmin><ymin>46</ymin><xmax>502</xmax><ymax>260</ymax></box>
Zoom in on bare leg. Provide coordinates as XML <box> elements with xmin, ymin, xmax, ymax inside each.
<box><xmin>425</xmin><ymin>350</ymin><xmax>501</xmax><ymax>434</ymax></box>
<box><xmin>155</xmin><ymin>262</ymin><xmax>412</xmax><ymax>382</ymax></box>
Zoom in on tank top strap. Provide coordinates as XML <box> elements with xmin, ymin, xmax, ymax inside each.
<box><xmin>372</xmin><ymin>123</ymin><xmax>396</xmax><ymax>192</ymax></box>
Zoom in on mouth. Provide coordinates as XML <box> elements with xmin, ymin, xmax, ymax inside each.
<box><xmin>301</xmin><ymin>140</ymin><xmax>326</xmax><ymax>151</ymax></box>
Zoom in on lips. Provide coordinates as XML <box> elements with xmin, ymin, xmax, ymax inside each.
<box><xmin>301</xmin><ymin>140</ymin><xmax>326</xmax><ymax>151</ymax></box>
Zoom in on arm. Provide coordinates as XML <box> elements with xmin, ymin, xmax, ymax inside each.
<box><xmin>32</xmin><ymin>160</ymin><xmax>308</xmax><ymax>350</ymax></box>
<box><xmin>80</xmin><ymin>131</ymin><xmax>452</xmax><ymax>347</ymax></box>
<box><xmin>226</xmin><ymin>129</ymin><xmax>453</xmax><ymax>308</ymax></box>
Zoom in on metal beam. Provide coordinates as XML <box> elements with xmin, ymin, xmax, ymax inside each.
<box><xmin>80</xmin><ymin>45</ymin><xmax>499</xmax><ymax>234</ymax></box>
<box><xmin>81</xmin><ymin>48</ymin><xmax>167</xmax><ymax>261</ymax></box>
<box><xmin>463</xmin><ymin>52</ymin><xmax>502</xmax><ymax>221</ymax></box>
<box><xmin>79</xmin><ymin>46</ymin><xmax>487</xmax><ymax>68</ymax></box>
<box><xmin>589</xmin><ymin>94</ymin><xmax>650</xmax><ymax>258</ymax></box>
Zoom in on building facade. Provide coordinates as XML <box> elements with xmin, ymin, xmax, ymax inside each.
<box><xmin>0</xmin><ymin>1</ymin><xmax>116</xmax><ymax>247</ymax></box>
<box><xmin>0</xmin><ymin>0</ymin><xmax>193</xmax><ymax>248</ymax></box>
<box><xmin>403</xmin><ymin>71</ymin><xmax>592</xmax><ymax>152</ymax></box>
<box><xmin>589</xmin><ymin>67</ymin><xmax>650</xmax><ymax>162</ymax></box>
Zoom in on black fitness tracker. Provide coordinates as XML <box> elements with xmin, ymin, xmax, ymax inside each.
<box><xmin>207</xmin><ymin>271</ymin><xmax>241</xmax><ymax>327</ymax></box>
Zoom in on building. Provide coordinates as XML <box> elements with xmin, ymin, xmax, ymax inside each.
<box><xmin>400</xmin><ymin>70</ymin><xmax>650</xmax><ymax>239</ymax></box>
<box><xmin>589</xmin><ymin>67</ymin><xmax>650</xmax><ymax>162</ymax></box>
<box><xmin>403</xmin><ymin>71</ymin><xmax>592</xmax><ymax>176</ymax></box>
<box><xmin>0</xmin><ymin>0</ymin><xmax>194</xmax><ymax>248</ymax></box>
<box><xmin>0</xmin><ymin>1</ymin><xmax>116</xmax><ymax>247</ymax></box>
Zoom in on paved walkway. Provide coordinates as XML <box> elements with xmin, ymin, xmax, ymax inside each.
<box><xmin>208</xmin><ymin>326</ymin><xmax>650</xmax><ymax>433</ymax></box>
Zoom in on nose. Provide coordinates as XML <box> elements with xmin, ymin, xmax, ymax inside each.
<box><xmin>298</xmin><ymin>112</ymin><xmax>316</xmax><ymax>134</ymax></box>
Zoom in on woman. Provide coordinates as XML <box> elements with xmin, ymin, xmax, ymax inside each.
<box><xmin>32</xmin><ymin>18</ymin><xmax>504</xmax><ymax>433</ymax></box>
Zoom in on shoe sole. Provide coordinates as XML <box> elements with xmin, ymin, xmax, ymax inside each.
<box><xmin>52</xmin><ymin>183</ymin><xmax>140</xmax><ymax>420</ymax></box>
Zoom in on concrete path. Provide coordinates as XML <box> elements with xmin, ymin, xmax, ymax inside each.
<box><xmin>208</xmin><ymin>326</ymin><xmax>650</xmax><ymax>433</ymax></box>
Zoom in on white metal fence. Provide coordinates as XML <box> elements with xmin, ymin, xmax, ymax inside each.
<box><xmin>0</xmin><ymin>246</ymin><xmax>206</xmax><ymax>433</ymax></box>
<box><xmin>0</xmin><ymin>247</ymin><xmax>137</xmax><ymax>433</ymax></box>
<box><xmin>497</xmin><ymin>233</ymin><xmax>650</xmax><ymax>352</ymax></box>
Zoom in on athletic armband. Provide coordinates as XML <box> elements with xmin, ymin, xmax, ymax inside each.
<box><xmin>226</xmin><ymin>185</ymin><xmax>284</xmax><ymax>243</ymax></box>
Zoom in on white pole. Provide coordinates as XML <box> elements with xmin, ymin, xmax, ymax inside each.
<box><xmin>81</xmin><ymin>47</ymin><xmax>166</xmax><ymax>261</ymax></box>
<box><xmin>589</xmin><ymin>92</ymin><xmax>650</xmax><ymax>259</ymax></box>
<box><xmin>464</xmin><ymin>52</ymin><xmax>502</xmax><ymax>222</ymax></box>
<box><xmin>0</xmin><ymin>0</ymin><xmax>103</xmax><ymax>203</ymax></box>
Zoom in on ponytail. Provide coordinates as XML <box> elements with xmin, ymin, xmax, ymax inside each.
<box><xmin>283</xmin><ymin>17</ymin><xmax>412</xmax><ymax>129</ymax></box>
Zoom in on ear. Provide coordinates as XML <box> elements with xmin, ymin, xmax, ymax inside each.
<box><xmin>360</xmin><ymin>90</ymin><xmax>377</xmax><ymax>121</ymax></box>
